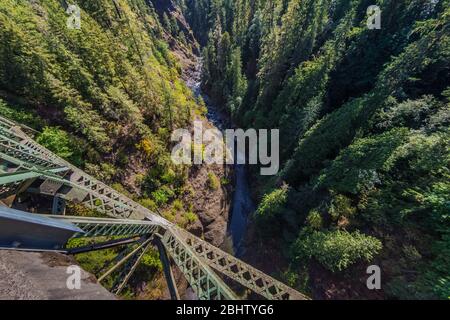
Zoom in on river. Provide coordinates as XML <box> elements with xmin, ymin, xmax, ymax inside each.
<box><xmin>185</xmin><ymin>60</ymin><xmax>255</xmax><ymax>257</ymax></box>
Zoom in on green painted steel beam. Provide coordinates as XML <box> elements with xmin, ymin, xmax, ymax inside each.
<box><xmin>177</xmin><ymin>228</ymin><xmax>310</xmax><ymax>300</ymax></box>
<box><xmin>47</xmin><ymin>216</ymin><xmax>160</xmax><ymax>238</ymax></box>
<box><xmin>0</xmin><ymin>115</ymin><xmax>309</xmax><ymax>301</ymax></box>
<box><xmin>0</xmin><ymin>126</ymin><xmax>23</xmax><ymax>142</ymax></box>
<box><xmin>162</xmin><ymin>228</ymin><xmax>238</xmax><ymax>300</ymax></box>
<box><xmin>0</xmin><ymin>116</ymin><xmax>38</xmax><ymax>136</ymax></box>
<box><xmin>0</xmin><ymin>136</ymin><xmax>62</xmax><ymax>169</ymax></box>
<box><xmin>0</xmin><ymin>168</ymin><xmax>68</xmax><ymax>185</ymax></box>
<box><xmin>0</xmin><ymin>150</ymin><xmax>66</xmax><ymax>173</ymax></box>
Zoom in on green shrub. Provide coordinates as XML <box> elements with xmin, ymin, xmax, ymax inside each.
<box><xmin>141</xmin><ymin>249</ymin><xmax>163</xmax><ymax>271</ymax></box>
<box><xmin>139</xmin><ymin>198</ymin><xmax>158</xmax><ymax>211</ymax></box>
<box><xmin>256</xmin><ymin>184</ymin><xmax>289</xmax><ymax>223</ymax></box>
<box><xmin>173</xmin><ymin>199</ymin><xmax>184</xmax><ymax>211</ymax></box>
<box><xmin>99</xmin><ymin>163</ymin><xmax>117</xmax><ymax>182</ymax></box>
<box><xmin>163</xmin><ymin>210</ymin><xmax>176</xmax><ymax>223</ymax></box>
<box><xmin>161</xmin><ymin>168</ymin><xmax>177</xmax><ymax>185</ymax></box>
<box><xmin>68</xmin><ymin>238</ymin><xmax>117</xmax><ymax>275</ymax></box>
<box><xmin>37</xmin><ymin>127</ymin><xmax>83</xmax><ymax>166</ymax></box>
<box><xmin>291</xmin><ymin>230</ymin><xmax>383</xmax><ymax>272</ymax></box>
<box><xmin>220</xmin><ymin>176</ymin><xmax>231</xmax><ymax>186</ymax></box>
<box><xmin>207</xmin><ymin>172</ymin><xmax>220</xmax><ymax>190</ymax></box>
<box><xmin>185</xmin><ymin>211</ymin><xmax>198</xmax><ymax>223</ymax></box>
<box><xmin>328</xmin><ymin>194</ymin><xmax>357</xmax><ymax>221</ymax></box>
<box><xmin>306</xmin><ymin>210</ymin><xmax>323</xmax><ymax>230</ymax></box>
<box><xmin>0</xmin><ymin>99</ymin><xmax>43</xmax><ymax>129</ymax></box>
<box><xmin>152</xmin><ymin>186</ymin><xmax>175</xmax><ymax>206</ymax></box>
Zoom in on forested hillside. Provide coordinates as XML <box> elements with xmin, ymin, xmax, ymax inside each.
<box><xmin>0</xmin><ymin>0</ymin><xmax>204</xmax><ymax>218</ymax></box>
<box><xmin>179</xmin><ymin>0</ymin><xmax>450</xmax><ymax>299</ymax></box>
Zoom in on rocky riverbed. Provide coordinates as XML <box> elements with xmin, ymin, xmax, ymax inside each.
<box><xmin>183</xmin><ymin>58</ymin><xmax>255</xmax><ymax>255</ymax></box>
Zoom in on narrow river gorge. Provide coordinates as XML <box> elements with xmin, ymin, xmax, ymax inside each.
<box><xmin>185</xmin><ymin>59</ymin><xmax>255</xmax><ymax>257</ymax></box>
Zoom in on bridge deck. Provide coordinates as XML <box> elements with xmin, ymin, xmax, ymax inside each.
<box><xmin>0</xmin><ymin>250</ymin><xmax>115</xmax><ymax>300</ymax></box>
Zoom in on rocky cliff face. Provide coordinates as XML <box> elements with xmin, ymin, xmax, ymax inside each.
<box><xmin>183</xmin><ymin>124</ymin><xmax>233</xmax><ymax>248</ymax></box>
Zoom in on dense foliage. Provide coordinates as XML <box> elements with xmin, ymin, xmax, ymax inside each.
<box><xmin>179</xmin><ymin>0</ymin><xmax>450</xmax><ymax>299</ymax></box>
<box><xmin>291</xmin><ymin>229</ymin><xmax>382</xmax><ymax>272</ymax></box>
<box><xmin>0</xmin><ymin>0</ymin><xmax>202</xmax><ymax>213</ymax></box>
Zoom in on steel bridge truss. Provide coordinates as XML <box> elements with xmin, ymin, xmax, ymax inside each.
<box><xmin>0</xmin><ymin>115</ymin><xmax>308</xmax><ymax>300</ymax></box>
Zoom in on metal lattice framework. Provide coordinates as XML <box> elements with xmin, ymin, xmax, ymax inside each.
<box><xmin>161</xmin><ymin>228</ymin><xmax>238</xmax><ymax>300</ymax></box>
<box><xmin>0</xmin><ymin>115</ymin><xmax>309</xmax><ymax>300</ymax></box>
<box><xmin>48</xmin><ymin>216</ymin><xmax>160</xmax><ymax>238</ymax></box>
<box><xmin>178</xmin><ymin>229</ymin><xmax>308</xmax><ymax>300</ymax></box>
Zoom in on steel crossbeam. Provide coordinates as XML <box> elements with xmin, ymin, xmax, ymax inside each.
<box><xmin>0</xmin><ymin>125</ymin><xmax>25</xmax><ymax>142</ymax></box>
<box><xmin>161</xmin><ymin>229</ymin><xmax>238</xmax><ymax>300</ymax></box>
<box><xmin>0</xmin><ymin>136</ymin><xmax>63</xmax><ymax>169</ymax></box>
<box><xmin>48</xmin><ymin>216</ymin><xmax>160</xmax><ymax>238</ymax></box>
<box><xmin>0</xmin><ymin>168</ymin><xmax>147</xmax><ymax>220</ymax></box>
<box><xmin>111</xmin><ymin>240</ymin><xmax>154</xmax><ymax>295</ymax></box>
<box><xmin>177</xmin><ymin>229</ymin><xmax>309</xmax><ymax>300</ymax></box>
<box><xmin>0</xmin><ymin>168</ymin><xmax>68</xmax><ymax>185</ymax></box>
<box><xmin>0</xmin><ymin>115</ymin><xmax>308</xmax><ymax>301</ymax></box>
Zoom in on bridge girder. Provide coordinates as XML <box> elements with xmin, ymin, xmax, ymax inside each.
<box><xmin>0</xmin><ymin>115</ymin><xmax>309</xmax><ymax>301</ymax></box>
